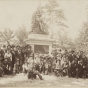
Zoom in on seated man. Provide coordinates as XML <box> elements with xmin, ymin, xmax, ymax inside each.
<box><xmin>27</xmin><ymin>59</ymin><xmax>43</xmax><ymax>80</ymax></box>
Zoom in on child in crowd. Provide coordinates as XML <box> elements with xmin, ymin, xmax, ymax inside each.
<box><xmin>45</xmin><ymin>62</ymin><xmax>48</xmax><ymax>75</ymax></box>
<box><xmin>22</xmin><ymin>62</ymin><xmax>28</xmax><ymax>76</ymax></box>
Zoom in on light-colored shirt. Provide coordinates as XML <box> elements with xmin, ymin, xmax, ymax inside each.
<box><xmin>45</xmin><ymin>63</ymin><xmax>48</xmax><ymax>68</ymax></box>
<box><xmin>55</xmin><ymin>63</ymin><xmax>61</xmax><ymax>69</ymax></box>
<box><xmin>4</xmin><ymin>52</ymin><xmax>12</xmax><ymax>61</ymax></box>
<box><xmin>22</xmin><ymin>64</ymin><xmax>28</xmax><ymax>70</ymax></box>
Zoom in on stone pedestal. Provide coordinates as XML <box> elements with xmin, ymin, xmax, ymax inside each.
<box><xmin>25</xmin><ymin>34</ymin><xmax>54</xmax><ymax>55</ymax></box>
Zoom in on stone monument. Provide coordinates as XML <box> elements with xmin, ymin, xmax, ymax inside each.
<box><xmin>25</xmin><ymin>8</ymin><xmax>54</xmax><ymax>55</ymax></box>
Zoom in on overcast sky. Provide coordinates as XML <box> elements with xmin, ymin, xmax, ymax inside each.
<box><xmin>0</xmin><ymin>0</ymin><xmax>88</xmax><ymax>40</ymax></box>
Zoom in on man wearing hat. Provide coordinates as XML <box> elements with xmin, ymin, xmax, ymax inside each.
<box><xmin>4</xmin><ymin>49</ymin><xmax>12</xmax><ymax>73</ymax></box>
<box><xmin>11</xmin><ymin>45</ymin><xmax>16</xmax><ymax>73</ymax></box>
<box><xmin>68</xmin><ymin>50</ymin><xmax>76</xmax><ymax>77</ymax></box>
<box><xmin>27</xmin><ymin>58</ymin><xmax>43</xmax><ymax>80</ymax></box>
<box><xmin>78</xmin><ymin>60</ymin><xmax>83</xmax><ymax>78</ymax></box>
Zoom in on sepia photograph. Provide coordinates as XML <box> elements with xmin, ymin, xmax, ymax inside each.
<box><xmin>0</xmin><ymin>0</ymin><xmax>88</xmax><ymax>87</ymax></box>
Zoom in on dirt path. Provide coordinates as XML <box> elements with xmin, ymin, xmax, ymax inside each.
<box><xmin>0</xmin><ymin>73</ymin><xmax>88</xmax><ymax>87</ymax></box>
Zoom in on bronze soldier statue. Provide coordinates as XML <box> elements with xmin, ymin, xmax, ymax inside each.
<box><xmin>31</xmin><ymin>8</ymin><xmax>49</xmax><ymax>35</ymax></box>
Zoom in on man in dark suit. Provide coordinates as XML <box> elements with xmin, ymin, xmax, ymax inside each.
<box><xmin>82</xmin><ymin>54</ymin><xmax>87</xmax><ymax>78</ymax></box>
<box><xmin>68</xmin><ymin>50</ymin><xmax>76</xmax><ymax>77</ymax></box>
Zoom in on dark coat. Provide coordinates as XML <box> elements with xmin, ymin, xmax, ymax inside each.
<box><xmin>68</xmin><ymin>54</ymin><xmax>76</xmax><ymax>63</ymax></box>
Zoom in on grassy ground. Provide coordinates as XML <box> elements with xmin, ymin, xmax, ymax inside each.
<box><xmin>0</xmin><ymin>73</ymin><xmax>88</xmax><ymax>87</ymax></box>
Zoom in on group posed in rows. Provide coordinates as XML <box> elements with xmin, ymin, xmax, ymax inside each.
<box><xmin>0</xmin><ymin>44</ymin><xmax>88</xmax><ymax>79</ymax></box>
<box><xmin>22</xmin><ymin>53</ymin><xmax>53</xmax><ymax>79</ymax></box>
<box><xmin>27</xmin><ymin>50</ymin><xmax>88</xmax><ymax>78</ymax></box>
<box><xmin>0</xmin><ymin>44</ymin><xmax>32</xmax><ymax>76</ymax></box>
<box><xmin>53</xmin><ymin>50</ymin><xmax>88</xmax><ymax>78</ymax></box>
<box><xmin>67</xmin><ymin>50</ymin><xmax>88</xmax><ymax>78</ymax></box>
<box><xmin>25</xmin><ymin>49</ymin><xmax>88</xmax><ymax>79</ymax></box>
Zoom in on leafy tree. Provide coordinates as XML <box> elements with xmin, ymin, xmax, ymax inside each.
<box><xmin>0</xmin><ymin>28</ymin><xmax>14</xmax><ymax>45</ymax></box>
<box><xmin>42</xmin><ymin>0</ymin><xmax>68</xmax><ymax>38</ymax></box>
<box><xmin>15</xmin><ymin>26</ymin><xmax>28</xmax><ymax>45</ymax></box>
<box><xmin>75</xmin><ymin>21</ymin><xmax>88</xmax><ymax>53</ymax></box>
<box><xmin>71</xmin><ymin>6</ymin><xmax>88</xmax><ymax>53</ymax></box>
<box><xmin>57</xmin><ymin>32</ymin><xmax>75</xmax><ymax>50</ymax></box>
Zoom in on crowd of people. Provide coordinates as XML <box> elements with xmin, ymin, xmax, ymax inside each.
<box><xmin>22</xmin><ymin>49</ymin><xmax>88</xmax><ymax>79</ymax></box>
<box><xmin>52</xmin><ymin>50</ymin><xmax>88</xmax><ymax>79</ymax></box>
<box><xmin>0</xmin><ymin>44</ymin><xmax>88</xmax><ymax>80</ymax></box>
<box><xmin>0</xmin><ymin>44</ymin><xmax>32</xmax><ymax>76</ymax></box>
